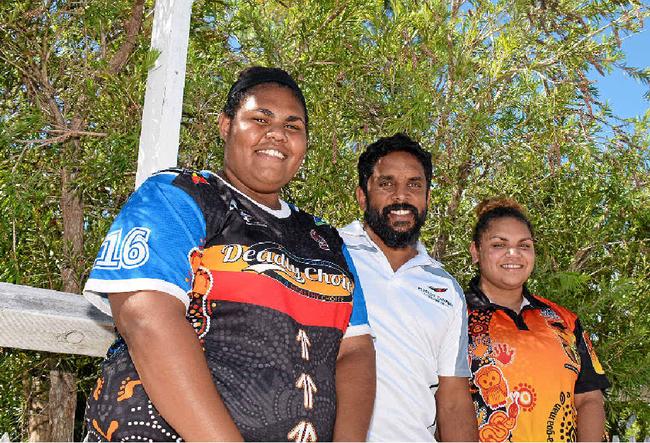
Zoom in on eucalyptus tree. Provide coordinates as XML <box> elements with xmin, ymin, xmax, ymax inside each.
<box><xmin>1</xmin><ymin>0</ymin><xmax>151</xmax><ymax>440</ymax></box>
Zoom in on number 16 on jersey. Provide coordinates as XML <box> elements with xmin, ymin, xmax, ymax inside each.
<box><xmin>94</xmin><ymin>227</ymin><xmax>151</xmax><ymax>270</ymax></box>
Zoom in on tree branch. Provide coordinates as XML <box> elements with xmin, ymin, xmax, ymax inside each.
<box><xmin>107</xmin><ymin>0</ymin><xmax>146</xmax><ymax>75</ymax></box>
<box><xmin>18</xmin><ymin>129</ymin><xmax>108</xmax><ymax>147</ymax></box>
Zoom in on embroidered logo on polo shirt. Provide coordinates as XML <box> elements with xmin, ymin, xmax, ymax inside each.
<box><xmin>418</xmin><ymin>286</ymin><xmax>453</xmax><ymax>307</ymax></box>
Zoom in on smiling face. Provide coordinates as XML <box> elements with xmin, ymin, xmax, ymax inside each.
<box><xmin>357</xmin><ymin>150</ymin><xmax>429</xmax><ymax>249</ymax></box>
<box><xmin>219</xmin><ymin>83</ymin><xmax>307</xmax><ymax>208</ymax></box>
<box><xmin>470</xmin><ymin>216</ymin><xmax>535</xmax><ymax>296</ymax></box>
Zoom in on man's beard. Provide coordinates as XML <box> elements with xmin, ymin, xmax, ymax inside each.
<box><xmin>364</xmin><ymin>202</ymin><xmax>426</xmax><ymax>249</ymax></box>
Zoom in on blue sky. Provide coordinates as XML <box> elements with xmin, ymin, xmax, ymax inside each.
<box><xmin>588</xmin><ymin>20</ymin><xmax>649</xmax><ymax>119</ymax></box>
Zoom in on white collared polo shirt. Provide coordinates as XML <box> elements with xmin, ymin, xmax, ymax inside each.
<box><xmin>339</xmin><ymin>221</ymin><xmax>471</xmax><ymax>442</ymax></box>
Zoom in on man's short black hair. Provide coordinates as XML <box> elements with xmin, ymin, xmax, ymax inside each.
<box><xmin>357</xmin><ymin>133</ymin><xmax>432</xmax><ymax>194</ymax></box>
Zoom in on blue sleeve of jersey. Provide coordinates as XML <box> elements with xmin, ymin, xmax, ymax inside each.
<box><xmin>342</xmin><ymin>243</ymin><xmax>371</xmax><ymax>337</ymax></box>
<box><xmin>83</xmin><ymin>172</ymin><xmax>206</xmax><ymax>315</ymax></box>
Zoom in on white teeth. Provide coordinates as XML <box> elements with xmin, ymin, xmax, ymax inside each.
<box><xmin>501</xmin><ymin>264</ymin><xmax>523</xmax><ymax>269</ymax></box>
<box><xmin>258</xmin><ymin>149</ymin><xmax>286</xmax><ymax>159</ymax></box>
<box><xmin>391</xmin><ymin>210</ymin><xmax>411</xmax><ymax>215</ymax></box>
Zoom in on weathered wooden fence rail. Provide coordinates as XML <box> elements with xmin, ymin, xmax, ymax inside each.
<box><xmin>0</xmin><ymin>282</ymin><xmax>114</xmax><ymax>357</ymax></box>
<box><xmin>0</xmin><ymin>282</ymin><xmax>115</xmax><ymax>441</ymax></box>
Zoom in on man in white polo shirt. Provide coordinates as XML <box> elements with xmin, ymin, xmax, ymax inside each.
<box><xmin>339</xmin><ymin>133</ymin><xmax>478</xmax><ymax>441</ymax></box>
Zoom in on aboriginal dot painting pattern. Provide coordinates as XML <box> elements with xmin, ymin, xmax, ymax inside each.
<box><xmin>85</xmin><ymin>350</ymin><xmax>182</xmax><ymax>442</ymax></box>
<box><xmin>85</xmin><ymin>303</ymin><xmax>341</xmax><ymax>442</ymax></box>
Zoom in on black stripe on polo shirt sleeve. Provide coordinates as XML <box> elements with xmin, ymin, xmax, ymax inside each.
<box><xmin>574</xmin><ymin>318</ymin><xmax>611</xmax><ymax>393</ymax></box>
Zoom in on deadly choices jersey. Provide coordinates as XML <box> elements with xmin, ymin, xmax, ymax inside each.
<box><xmin>465</xmin><ymin>277</ymin><xmax>609</xmax><ymax>442</ymax></box>
<box><xmin>83</xmin><ymin>170</ymin><xmax>371</xmax><ymax>442</ymax></box>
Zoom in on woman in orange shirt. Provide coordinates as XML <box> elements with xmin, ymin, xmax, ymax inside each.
<box><xmin>466</xmin><ymin>198</ymin><xmax>609</xmax><ymax>442</ymax></box>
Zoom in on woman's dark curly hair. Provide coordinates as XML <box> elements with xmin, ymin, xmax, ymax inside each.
<box><xmin>472</xmin><ymin>198</ymin><xmax>534</xmax><ymax>246</ymax></box>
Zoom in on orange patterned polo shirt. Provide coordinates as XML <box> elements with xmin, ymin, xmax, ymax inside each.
<box><xmin>466</xmin><ymin>277</ymin><xmax>609</xmax><ymax>442</ymax></box>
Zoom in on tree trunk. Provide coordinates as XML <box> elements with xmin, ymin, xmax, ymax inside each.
<box><xmin>25</xmin><ymin>376</ymin><xmax>50</xmax><ymax>442</ymax></box>
<box><xmin>60</xmin><ymin>162</ymin><xmax>84</xmax><ymax>294</ymax></box>
<box><xmin>52</xmin><ymin>140</ymin><xmax>85</xmax><ymax>441</ymax></box>
<box><xmin>48</xmin><ymin>370</ymin><xmax>77</xmax><ymax>442</ymax></box>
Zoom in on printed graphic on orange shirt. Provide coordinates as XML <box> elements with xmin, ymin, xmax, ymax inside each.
<box><xmin>468</xmin><ymin>310</ymin><xmax>493</xmax><ymax>369</ymax></box>
<box><xmin>545</xmin><ymin>391</ymin><xmax>577</xmax><ymax>442</ymax></box>
<box><xmin>469</xmin><ymin>310</ymin><xmax>492</xmax><ymax>336</ymax></box>
<box><xmin>470</xmin><ymin>335</ymin><xmax>491</xmax><ymax>362</ymax></box>
<box><xmin>545</xmin><ymin>318</ymin><xmax>580</xmax><ymax>374</ymax></box>
<box><xmin>478</xmin><ymin>394</ymin><xmax>520</xmax><ymax>442</ymax></box>
<box><xmin>469</xmin><ymin>310</ymin><xmax>521</xmax><ymax>442</ymax></box>
<box><xmin>492</xmin><ymin>343</ymin><xmax>515</xmax><ymax>365</ymax></box>
<box><xmin>475</xmin><ymin>364</ymin><xmax>509</xmax><ymax>408</ymax></box>
<box><xmin>513</xmin><ymin>383</ymin><xmax>537</xmax><ymax>412</ymax></box>
<box><xmin>540</xmin><ymin>307</ymin><xmax>580</xmax><ymax>369</ymax></box>
<box><xmin>582</xmin><ymin>331</ymin><xmax>605</xmax><ymax>375</ymax></box>
<box><xmin>470</xmin><ymin>304</ymin><xmax>584</xmax><ymax>442</ymax></box>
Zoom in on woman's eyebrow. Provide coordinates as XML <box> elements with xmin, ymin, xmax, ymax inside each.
<box><xmin>255</xmin><ymin>108</ymin><xmax>274</xmax><ymax>116</ymax></box>
<box><xmin>254</xmin><ymin>108</ymin><xmax>304</xmax><ymax>123</ymax></box>
<box><xmin>488</xmin><ymin>235</ymin><xmax>534</xmax><ymax>241</ymax></box>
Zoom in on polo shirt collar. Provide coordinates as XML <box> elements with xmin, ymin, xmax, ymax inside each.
<box><xmin>341</xmin><ymin>220</ymin><xmax>442</xmax><ymax>270</ymax></box>
<box><xmin>465</xmin><ymin>275</ymin><xmax>549</xmax><ymax>311</ymax></box>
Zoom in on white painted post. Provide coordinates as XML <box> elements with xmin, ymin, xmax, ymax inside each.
<box><xmin>135</xmin><ymin>0</ymin><xmax>194</xmax><ymax>189</ymax></box>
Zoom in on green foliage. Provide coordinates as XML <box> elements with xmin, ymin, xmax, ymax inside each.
<box><xmin>0</xmin><ymin>0</ymin><xmax>648</xmax><ymax>439</ymax></box>
<box><xmin>0</xmin><ymin>0</ymin><xmax>150</xmax><ymax>439</ymax></box>
<box><xmin>0</xmin><ymin>349</ymin><xmax>101</xmax><ymax>441</ymax></box>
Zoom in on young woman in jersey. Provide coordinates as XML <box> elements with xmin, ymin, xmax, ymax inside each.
<box><xmin>83</xmin><ymin>67</ymin><xmax>374</xmax><ymax>442</ymax></box>
<box><xmin>465</xmin><ymin>198</ymin><xmax>609</xmax><ymax>442</ymax></box>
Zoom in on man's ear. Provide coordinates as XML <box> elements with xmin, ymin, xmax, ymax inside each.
<box><xmin>469</xmin><ymin>241</ymin><xmax>480</xmax><ymax>264</ymax></box>
<box><xmin>218</xmin><ymin>112</ymin><xmax>231</xmax><ymax>140</ymax></box>
<box><xmin>355</xmin><ymin>186</ymin><xmax>367</xmax><ymax>210</ymax></box>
